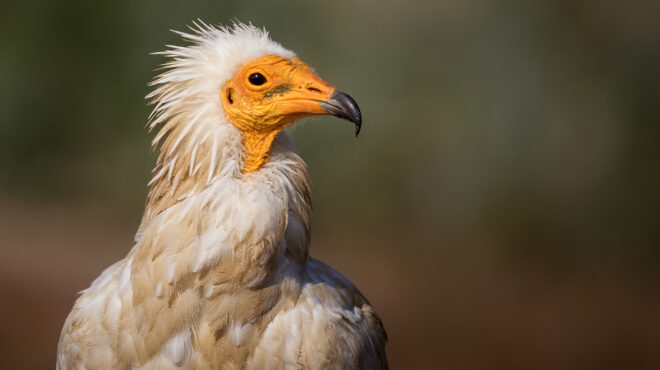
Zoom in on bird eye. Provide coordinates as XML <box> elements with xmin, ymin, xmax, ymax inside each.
<box><xmin>248</xmin><ymin>73</ymin><xmax>267</xmax><ymax>86</ymax></box>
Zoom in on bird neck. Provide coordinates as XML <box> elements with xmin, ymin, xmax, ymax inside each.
<box><xmin>139</xmin><ymin>127</ymin><xmax>311</xmax><ymax>246</ymax></box>
<box><xmin>133</xmin><ymin>134</ymin><xmax>312</xmax><ymax>288</ymax></box>
<box><xmin>241</xmin><ymin>130</ymin><xmax>279</xmax><ymax>173</ymax></box>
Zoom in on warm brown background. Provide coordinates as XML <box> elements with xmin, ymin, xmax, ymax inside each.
<box><xmin>2</xmin><ymin>1</ymin><xmax>660</xmax><ymax>369</ymax></box>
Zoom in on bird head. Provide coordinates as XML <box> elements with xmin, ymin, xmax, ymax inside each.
<box><xmin>221</xmin><ymin>54</ymin><xmax>361</xmax><ymax>172</ymax></box>
<box><xmin>148</xmin><ymin>22</ymin><xmax>361</xmax><ymax>176</ymax></box>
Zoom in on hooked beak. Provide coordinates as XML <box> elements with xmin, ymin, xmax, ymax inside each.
<box><xmin>319</xmin><ymin>90</ymin><xmax>362</xmax><ymax>137</ymax></box>
<box><xmin>265</xmin><ymin>57</ymin><xmax>363</xmax><ymax>137</ymax></box>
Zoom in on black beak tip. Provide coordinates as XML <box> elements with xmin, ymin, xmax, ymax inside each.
<box><xmin>321</xmin><ymin>90</ymin><xmax>362</xmax><ymax>138</ymax></box>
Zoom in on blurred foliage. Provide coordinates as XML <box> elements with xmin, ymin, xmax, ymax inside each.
<box><xmin>1</xmin><ymin>0</ymin><xmax>659</xmax><ymax>259</ymax></box>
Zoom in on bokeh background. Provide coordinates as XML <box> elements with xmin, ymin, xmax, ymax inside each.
<box><xmin>2</xmin><ymin>0</ymin><xmax>660</xmax><ymax>368</ymax></box>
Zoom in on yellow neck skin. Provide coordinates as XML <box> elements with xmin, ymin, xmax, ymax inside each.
<box><xmin>242</xmin><ymin>130</ymin><xmax>278</xmax><ymax>173</ymax></box>
<box><xmin>236</xmin><ymin>114</ymin><xmax>301</xmax><ymax>173</ymax></box>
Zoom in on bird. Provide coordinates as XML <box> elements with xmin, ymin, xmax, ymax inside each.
<box><xmin>57</xmin><ymin>22</ymin><xmax>387</xmax><ymax>369</ymax></box>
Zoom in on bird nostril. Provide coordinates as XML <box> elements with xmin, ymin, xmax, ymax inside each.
<box><xmin>307</xmin><ymin>87</ymin><xmax>321</xmax><ymax>94</ymax></box>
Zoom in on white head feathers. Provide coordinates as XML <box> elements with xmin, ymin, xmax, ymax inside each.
<box><xmin>139</xmin><ymin>22</ymin><xmax>308</xmax><ymax>232</ymax></box>
<box><xmin>146</xmin><ymin>21</ymin><xmax>296</xmax><ymax>184</ymax></box>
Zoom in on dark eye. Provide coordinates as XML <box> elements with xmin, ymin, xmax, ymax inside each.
<box><xmin>248</xmin><ymin>73</ymin><xmax>267</xmax><ymax>86</ymax></box>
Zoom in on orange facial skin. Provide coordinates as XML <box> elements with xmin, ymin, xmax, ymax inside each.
<box><xmin>221</xmin><ymin>55</ymin><xmax>338</xmax><ymax>173</ymax></box>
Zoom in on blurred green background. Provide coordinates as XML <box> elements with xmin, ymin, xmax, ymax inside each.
<box><xmin>1</xmin><ymin>0</ymin><xmax>660</xmax><ymax>369</ymax></box>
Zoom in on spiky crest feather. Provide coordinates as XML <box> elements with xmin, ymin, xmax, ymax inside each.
<box><xmin>140</xmin><ymin>21</ymin><xmax>297</xmax><ymax>230</ymax></box>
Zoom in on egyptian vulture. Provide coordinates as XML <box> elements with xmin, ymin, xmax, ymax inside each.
<box><xmin>57</xmin><ymin>22</ymin><xmax>387</xmax><ymax>369</ymax></box>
